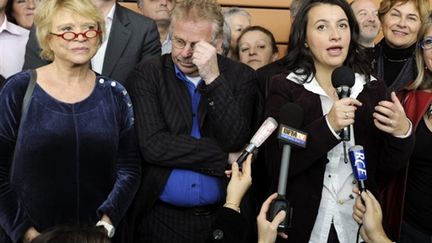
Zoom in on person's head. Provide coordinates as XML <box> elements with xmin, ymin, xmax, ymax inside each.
<box><xmin>237</xmin><ymin>26</ymin><xmax>278</xmax><ymax>70</ymax></box>
<box><xmin>31</xmin><ymin>225</ymin><xmax>110</xmax><ymax>243</ymax></box>
<box><xmin>350</xmin><ymin>0</ymin><xmax>381</xmax><ymax>47</ymax></box>
<box><xmin>169</xmin><ymin>0</ymin><xmax>224</xmax><ymax>76</ymax></box>
<box><xmin>290</xmin><ymin>0</ymin><xmax>303</xmax><ymax>22</ymax></box>
<box><xmin>222</xmin><ymin>8</ymin><xmax>251</xmax><ymax>53</ymax></box>
<box><xmin>378</xmin><ymin>0</ymin><xmax>429</xmax><ymax>49</ymax></box>
<box><xmin>409</xmin><ymin>12</ymin><xmax>432</xmax><ymax>90</ymax></box>
<box><xmin>222</xmin><ymin>19</ymin><xmax>231</xmax><ymax>56</ymax></box>
<box><xmin>5</xmin><ymin>0</ymin><xmax>40</xmax><ymax>30</ymax></box>
<box><xmin>137</xmin><ymin>0</ymin><xmax>174</xmax><ymax>25</ymax></box>
<box><xmin>34</xmin><ymin>0</ymin><xmax>104</xmax><ymax>62</ymax></box>
<box><xmin>286</xmin><ymin>0</ymin><xmax>371</xmax><ymax>81</ymax></box>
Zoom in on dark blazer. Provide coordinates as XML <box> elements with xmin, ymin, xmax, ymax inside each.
<box><xmin>125</xmin><ymin>54</ymin><xmax>257</xmax><ymax>240</ymax></box>
<box><xmin>22</xmin><ymin>4</ymin><xmax>161</xmax><ymax>84</ymax></box>
<box><xmin>265</xmin><ymin>73</ymin><xmax>415</xmax><ymax>243</ymax></box>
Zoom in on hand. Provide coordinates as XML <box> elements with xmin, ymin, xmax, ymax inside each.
<box><xmin>257</xmin><ymin>193</ymin><xmax>288</xmax><ymax>243</ymax></box>
<box><xmin>192</xmin><ymin>41</ymin><xmax>220</xmax><ymax>84</ymax></box>
<box><xmin>373</xmin><ymin>92</ymin><xmax>411</xmax><ymax>137</ymax></box>
<box><xmin>100</xmin><ymin>214</ymin><xmax>113</xmax><ymax>225</ymax></box>
<box><xmin>326</xmin><ymin>97</ymin><xmax>362</xmax><ymax>132</ymax></box>
<box><xmin>22</xmin><ymin>227</ymin><xmax>40</xmax><ymax>243</ymax></box>
<box><xmin>352</xmin><ymin>189</ymin><xmax>392</xmax><ymax>243</ymax></box>
<box><xmin>224</xmin><ymin>154</ymin><xmax>252</xmax><ymax>212</ymax></box>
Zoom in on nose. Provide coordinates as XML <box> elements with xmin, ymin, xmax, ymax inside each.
<box><xmin>397</xmin><ymin>16</ymin><xmax>407</xmax><ymax>28</ymax></box>
<box><xmin>248</xmin><ymin>46</ymin><xmax>257</xmax><ymax>56</ymax></box>
<box><xmin>180</xmin><ymin>44</ymin><xmax>193</xmax><ymax>57</ymax></box>
<box><xmin>27</xmin><ymin>0</ymin><xmax>36</xmax><ymax>9</ymax></box>
<box><xmin>366</xmin><ymin>12</ymin><xmax>376</xmax><ymax>22</ymax></box>
<box><xmin>160</xmin><ymin>0</ymin><xmax>168</xmax><ymax>6</ymax></box>
<box><xmin>329</xmin><ymin>26</ymin><xmax>341</xmax><ymax>41</ymax></box>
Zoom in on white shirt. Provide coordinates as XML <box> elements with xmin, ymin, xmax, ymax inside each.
<box><xmin>161</xmin><ymin>33</ymin><xmax>172</xmax><ymax>55</ymax></box>
<box><xmin>91</xmin><ymin>4</ymin><xmax>115</xmax><ymax>74</ymax></box>
<box><xmin>287</xmin><ymin>72</ymin><xmax>376</xmax><ymax>243</ymax></box>
<box><xmin>0</xmin><ymin>17</ymin><xmax>29</xmax><ymax>78</ymax></box>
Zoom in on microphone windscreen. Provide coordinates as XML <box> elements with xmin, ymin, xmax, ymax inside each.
<box><xmin>279</xmin><ymin>103</ymin><xmax>304</xmax><ymax>129</ymax></box>
<box><xmin>250</xmin><ymin>117</ymin><xmax>278</xmax><ymax>147</ymax></box>
<box><xmin>331</xmin><ymin>66</ymin><xmax>355</xmax><ymax>88</ymax></box>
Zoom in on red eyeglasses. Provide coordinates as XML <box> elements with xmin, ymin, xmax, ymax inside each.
<box><xmin>50</xmin><ymin>29</ymin><xmax>102</xmax><ymax>41</ymax></box>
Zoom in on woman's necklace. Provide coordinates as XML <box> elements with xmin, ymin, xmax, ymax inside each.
<box><xmin>383</xmin><ymin>53</ymin><xmax>409</xmax><ymax>63</ymax></box>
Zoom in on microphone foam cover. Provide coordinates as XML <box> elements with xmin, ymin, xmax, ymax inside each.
<box><xmin>331</xmin><ymin>66</ymin><xmax>355</xmax><ymax>88</ymax></box>
<box><xmin>279</xmin><ymin>103</ymin><xmax>304</xmax><ymax>129</ymax></box>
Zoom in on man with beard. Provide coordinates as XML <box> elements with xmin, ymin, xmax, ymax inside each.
<box><xmin>137</xmin><ymin>0</ymin><xmax>174</xmax><ymax>55</ymax></box>
<box><xmin>125</xmin><ymin>0</ymin><xmax>257</xmax><ymax>242</ymax></box>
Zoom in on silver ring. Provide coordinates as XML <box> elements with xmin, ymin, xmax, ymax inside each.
<box><xmin>345</xmin><ymin>112</ymin><xmax>349</xmax><ymax>119</ymax></box>
<box><xmin>389</xmin><ymin>120</ymin><xmax>393</xmax><ymax>126</ymax></box>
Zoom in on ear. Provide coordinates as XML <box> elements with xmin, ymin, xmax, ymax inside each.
<box><xmin>214</xmin><ymin>38</ymin><xmax>224</xmax><ymax>55</ymax></box>
<box><xmin>271</xmin><ymin>52</ymin><xmax>279</xmax><ymax>62</ymax></box>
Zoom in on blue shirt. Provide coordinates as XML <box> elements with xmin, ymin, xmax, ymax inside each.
<box><xmin>159</xmin><ymin>66</ymin><xmax>223</xmax><ymax>207</ymax></box>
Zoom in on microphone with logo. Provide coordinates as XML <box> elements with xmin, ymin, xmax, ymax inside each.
<box><xmin>331</xmin><ymin>66</ymin><xmax>355</xmax><ymax>141</ymax></box>
<box><xmin>267</xmin><ymin>103</ymin><xmax>307</xmax><ymax>231</ymax></box>
<box><xmin>235</xmin><ymin>117</ymin><xmax>278</xmax><ymax>167</ymax></box>
<box><xmin>348</xmin><ymin>145</ymin><xmax>367</xmax><ymax>192</ymax></box>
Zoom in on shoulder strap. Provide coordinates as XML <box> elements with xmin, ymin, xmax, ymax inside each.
<box><xmin>21</xmin><ymin>69</ymin><xmax>37</xmax><ymax>121</ymax></box>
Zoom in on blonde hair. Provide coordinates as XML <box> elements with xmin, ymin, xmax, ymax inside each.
<box><xmin>408</xmin><ymin>12</ymin><xmax>432</xmax><ymax>90</ymax></box>
<box><xmin>169</xmin><ymin>0</ymin><xmax>224</xmax><ymax>42</ymax></box>
<box><xmin>378</xmin><ymin>0</ymin><xmax>430</xmax><ymax>24</ymax></box>
<box><xmin>34</xmin><ymin>0</ymin><xmax>105</xmax><ymax>61</ymax></box>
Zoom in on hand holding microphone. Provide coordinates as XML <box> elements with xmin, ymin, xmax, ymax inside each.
<box><xmin>234</xmin><ymin>117</ymin><xmax>278</xmax><ymax>167</ymax></box>
<box><xmin>330</xmin><ymin>66</ymin><xmax>362</xmax><ymax>141</ymax></box>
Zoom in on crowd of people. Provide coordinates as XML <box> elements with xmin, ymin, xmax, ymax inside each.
<box><xmin>0</xmin><ymin>0</ymin><xmax>431</xmax><ymax>242</ymax></box>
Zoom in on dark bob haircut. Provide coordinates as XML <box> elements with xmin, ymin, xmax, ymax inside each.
<box><xmin>284</xmin><ymin>0</ymin><xmax>372</xmax><ymax>83</ymax></box>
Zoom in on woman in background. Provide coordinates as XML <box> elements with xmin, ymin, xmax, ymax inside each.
<box><xmin>373</xmin><ymin>0</ymin><xmax>429</xmax><ymax>91</ymax></box>
<box><xmin>5</xmin><ymin>0</ymin><xmax>40</xmax><ymax>30</ymax></box>
<box><xmin>237</xmin><ymin>25</ymin><xmax>279</xmax><ymax>70</ymax></box>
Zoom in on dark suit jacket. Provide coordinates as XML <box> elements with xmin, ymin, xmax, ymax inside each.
<box><xmin>265</xmin><ymin>73</ymin><xmax>415</xmax><ymax>243</ymax></box>
<box><xmin>22</xmin><ymin>4</ymin><xmax>161</xmax><ymax>84</ymax></box>
<box><xmin>125</xmin><ymin>54</ymin><xmax>257</xmax><ymax>240</ymax></box>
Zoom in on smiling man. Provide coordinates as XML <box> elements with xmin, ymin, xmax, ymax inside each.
<box><xmin>350</xmin><ymin>0</ymin><xmax>380</xmax><ymax>48</ymax></box>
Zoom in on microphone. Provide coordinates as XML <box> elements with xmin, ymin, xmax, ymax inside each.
<box><xmin>348</xmin><ymin>145</ymin><xmax>367</xmax><ymax>192</ymax></box>
<box><xmin>235</xmin><ymin>117</ymin><xmax>278</xmax><ymax>166</ymax></box>
<box><xmin>331</xmin><ymin>66</ymin><xmax>355</xmax><ymax>141</ymax></box>
<box><xmin>267</xmin><ymin>103</ymin><xmax>307</xmax><ymax>232</ymax></box>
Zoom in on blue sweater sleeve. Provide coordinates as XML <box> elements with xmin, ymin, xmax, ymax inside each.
<box><xmin>97</xmin><ymin>81</ymin><xmax>141</xmax><ymax>227</ymax></box>
<box><xmin>0</xmin><ymin>71</ymin><xmax>34</xmax><ymax>242</ymax></box>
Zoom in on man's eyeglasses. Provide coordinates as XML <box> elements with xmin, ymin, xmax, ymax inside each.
<box><xmin>419</xmin><ymin>37</ymin><xmax>432</xmax><ymax>50</ymax></box>
<box><xmin>172</xmin><ymin>37</ymin><xmax>198</xmax><ymax>50</ymax></box>
<box><xmin>172</xmin><ymin>36</ymin><xmax>216</xmax><ymax>50</ymax></box>
<box><xmin>50</xmin><ymin>29</ymin><xmax>102</xmax><ymax>41</ymax></box>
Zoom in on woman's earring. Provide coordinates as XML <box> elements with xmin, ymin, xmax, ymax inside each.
<box><xmin>304</xmin><ymin>42</ymin><xmax>309</xmax><ymax>48</ymax></box>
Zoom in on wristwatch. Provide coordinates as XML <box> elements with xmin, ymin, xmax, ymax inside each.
<box><xmin>96</xmin><ymin>220</ymin><xmax>115</xmax><ymax>238</ymax></box>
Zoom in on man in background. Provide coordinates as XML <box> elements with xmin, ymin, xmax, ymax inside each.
<box><xmin>137</xmin><ymin>0</ymin><xmax>174</xmax><ymax>55</ymax></box>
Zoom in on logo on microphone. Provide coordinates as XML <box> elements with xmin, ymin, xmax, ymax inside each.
<box><xmin>277</xmin><ymin>125</ymin><xmax>307</xmax><ymax>148</ymax></box>
<box><xmin>348</xmin><ymin>146</ymin><xmax>367</xmax><ymax>181</ymax></box>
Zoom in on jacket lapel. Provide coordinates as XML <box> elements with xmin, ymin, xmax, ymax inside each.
<box><xmin>102</xmin><ymin>5</ymin><xmax>131</xmax><ymax>77</ymax></box>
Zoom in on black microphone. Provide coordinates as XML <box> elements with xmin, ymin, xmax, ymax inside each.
<box><xmin>348</xmin><ymin>145</ymin><xmax>367</xmax><ymax>192</ymax></box>
<box><xmin>236</xmin><ymin>117</ymin><xmax>278</xmax><ymax>166</ymax></box>
<box><xmin>331</xmin><ymin>66</ymin><xmax>355</xmax><ymax>141</ymax></box>
<box><xmin>267</xmin><ymin>103</ymin><xmax>307</xmax><ymax>232</ymax></box>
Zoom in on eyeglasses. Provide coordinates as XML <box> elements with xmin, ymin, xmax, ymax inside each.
<box><xmin>419</xmin><ymin>37</ymin><xmax>432</xmax><ymax>50</ymax></box>
<box><xmin>172</xmin><ymin>36</ymin><xmax>216</xmax><ymax>50</ymax></box>
<box><xmin>172</xmin><ymin>37</ymin><xmax>198</xmax><ymax>50</ymax></box>
<box><xmin>50</xmin><ymin>29</ymin><xmax>102</xmax><ymax>41</ymax></box>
